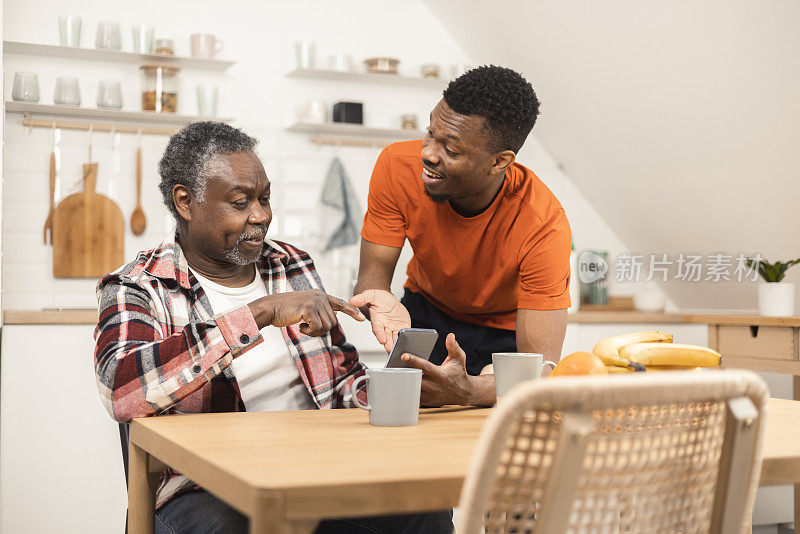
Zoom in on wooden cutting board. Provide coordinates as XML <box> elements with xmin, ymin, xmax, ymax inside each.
<box><xmin>53</xmin><ymin>163</ymin><xmax>124</xmax><ymax>278</ymax></box>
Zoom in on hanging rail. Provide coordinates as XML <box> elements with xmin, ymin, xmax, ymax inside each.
<box><xmin>21</xmin><ymin>115</ymin><xmax>178</xmax><ymax>136</ymax></box>
<box><xmin>309</xmin><ymin>135</ymin><xmax>389</xmax><ymax>148</ymax></box>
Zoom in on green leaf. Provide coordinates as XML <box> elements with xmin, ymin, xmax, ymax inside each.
<box><xmin>748</xmin><ymin>257</ymin><xmax>800</xmax><ymax>282</ymax></box>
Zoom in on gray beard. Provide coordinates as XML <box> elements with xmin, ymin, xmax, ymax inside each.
<box><xmin>222</xmin><ymin>231</ymin><xmax>266</xmax><ymax>266</ymax></box>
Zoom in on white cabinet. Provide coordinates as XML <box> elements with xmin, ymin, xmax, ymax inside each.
<box><xmin>0</xmin><ymin>325</ymin><xmax>127</xmax><ymax>534</ymax></box>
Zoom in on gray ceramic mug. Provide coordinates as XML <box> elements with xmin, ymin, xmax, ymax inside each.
<box><xmin>351</xmin><ymin>368</ymin><xmax>422</xmax><ymax>426</ymax></box>
<box><xmin>492</xmin><ymin>352</ymin><xmax>557</xmax><ymax>400</ymax></box>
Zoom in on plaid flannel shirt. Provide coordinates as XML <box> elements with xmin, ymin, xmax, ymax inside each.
<box><xmin>94</xmin><ymin>236</ymin><xmax>367</xmax><ymax>507</ymax></box>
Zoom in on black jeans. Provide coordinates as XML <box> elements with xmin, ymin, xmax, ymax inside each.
<box><xmin>401</xmin><ymin>290</ymin><xmax>517</xmax><ymax>376</ymax></box>
<box><xmin>155</xmin><ymin>490</ymin><xmax>453</xmax><ymax>534</ymax></box>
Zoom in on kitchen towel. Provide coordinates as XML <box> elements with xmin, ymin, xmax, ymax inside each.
<box><xmin>319</xmin><ymin>157</ymin><xmax>362</xmax><ymax>251</ymax></box>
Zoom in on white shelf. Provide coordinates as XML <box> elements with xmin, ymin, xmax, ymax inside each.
<box><xmin>4</xmin><ymin>41</ymin><xmax>235</xmax><ymax>71</ymax></box>
<box><xmin>5</xmin><ymin>101</ymin><xmax>232</xmax><ymax>126</ymax></box>
<box><xmin>287</xmin><ymin>68</ymin><xmax>446</xmax><ymax>88</ymax></box>
<box><xmin>286</xmin><ymin>122</ymin><xmax>424</xmax><ymax>140</ymax></box>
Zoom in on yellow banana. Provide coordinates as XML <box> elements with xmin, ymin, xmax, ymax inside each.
<box><xmin>604</xmin><ymin>365</ymin><xmax>638</xmax><ymax>374</ymax></box>
<box><xmin>644</xmin><ymin>365</ymin><xmax>702</xmax><ymax>372</ymax></box>
<box><xmin>593</xmin><ymin>331</ymin><xmax>672</xmax><ymax>368</ymax></box>
<box><xmin>619</xmin><ymin>343</ymin><xmax>721</xmax><ymax>367</ymax></box>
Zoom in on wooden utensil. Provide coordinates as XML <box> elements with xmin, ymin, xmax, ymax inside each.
<box><xmin>43</xmin><ymin>151</ymin><xmax>56</xmax><ymax>244</ymax></box>
<box><xmin>130</xmin><ymin>147</ymin><xmax>147</xmax><ymax>235</ymax></box>
<box><xmin>53</xmin><ymin>162</ymin><xmax>124</xmax><ymax>278</ymax></box>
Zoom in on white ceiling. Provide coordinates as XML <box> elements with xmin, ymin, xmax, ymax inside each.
<box><xmin>424</xmin><ymin>0</ymin><xmax>800</xmax><ymax>310</ymax></box>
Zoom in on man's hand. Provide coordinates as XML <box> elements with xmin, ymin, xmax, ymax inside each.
<box><xmin>400</xmin><ymin>333</ymin><xmax>494</xmax><ymax>407</ymax></box>
<box><xmin>349</xmin><ymin>289</ymin><xmax>410</xmax><ymax>352</ymax></box>
<box><xmin>249</xmin><ymin>290</ymin><xmax>364</xmax><ymax>337</ymax></box>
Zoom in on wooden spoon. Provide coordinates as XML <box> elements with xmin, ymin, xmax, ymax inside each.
<box><xmin>130</xmin><ymin>147</ymin><xmax>146</xmax><ymax>235</ymax></box>
<box><xmin>43</xmin><ymin>151</ymin><xmax>56</xmax><ymax>244</ymax></box>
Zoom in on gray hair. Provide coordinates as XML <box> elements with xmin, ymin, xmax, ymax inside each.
<box><xmin>158</xmin><ymin>121</ymin><xmax>258</xmax><ymax>221</ymax></box>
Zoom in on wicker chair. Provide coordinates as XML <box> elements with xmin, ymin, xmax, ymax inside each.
<box><xmin>456</xmin><ymin>370</ymin><xmax>767</xmax><ymax>534</ymax></box>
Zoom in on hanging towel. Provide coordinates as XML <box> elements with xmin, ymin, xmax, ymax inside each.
<box><xmin>319</xmin><ymin>157</ymin><xmax>363</xmax><ymax>252</ymax></box>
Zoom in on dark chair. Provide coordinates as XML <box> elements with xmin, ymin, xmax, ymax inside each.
<box><xmin>119</xmin><ymin>422</ymin><xmax>130</xmax><ymax>534</ymax></box>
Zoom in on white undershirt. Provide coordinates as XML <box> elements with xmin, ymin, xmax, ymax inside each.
<box><xmin>192</xmin><ymin>268</ymin><xmax>316</xmax><ymax>411</ymax></box>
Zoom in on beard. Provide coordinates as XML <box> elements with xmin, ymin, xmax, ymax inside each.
<box><xmin>424</xmin><ymin>185</ymin><xmax>451</xmax><ymax>204</ymax></box>
<box><xmin>222</xmin><ymin>227</ymin><xmax>267</xmax><ymax>266</ymax></box>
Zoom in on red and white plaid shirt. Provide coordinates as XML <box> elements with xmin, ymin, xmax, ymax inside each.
<box><xmin>94</xmin><ymin>235</ymin><xmax>367</xmax><ymax>507</ymax></box>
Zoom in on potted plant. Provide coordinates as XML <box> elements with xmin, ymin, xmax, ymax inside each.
<box><xmin>747</xmin><ymin>257</ymin><xmax>800</xmax><ymax>317</ymax></box>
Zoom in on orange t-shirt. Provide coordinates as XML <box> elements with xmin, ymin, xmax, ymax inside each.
<box><xmin>361</xmin><ymin>140</ymin><xmax>572</xmax><ymax>331</ymax></box>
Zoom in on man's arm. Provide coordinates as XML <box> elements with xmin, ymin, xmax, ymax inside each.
<box><xmin>350</xmin><ymin>239</ymin><xmax>410</xmax><ymax>352</ymax></box>
<box><xmin>94</xmin><ymin>277</ymin><xmax>263</xmax><ymax>422</ymax></box>
<box><xmin>353</xmin><ymin>238</ymin><xmax>401</xmax><ymax>299</ymax></box>
<box><xmin>516</xmin><ymin>308</ymin><xmax>568</xmax><ymax>365</ymax></box>
<box><xmin>402</xmin><ymin>309</ymin><xmax>568</xmax><ymax>407</ymax></box>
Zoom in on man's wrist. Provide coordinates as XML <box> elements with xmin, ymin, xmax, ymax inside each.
<box><xmin>249</xmin><ymin>296</ymin><xmax>276</xmax><ymax>329</ymax></box>
<box><xmin>466</xmin><ymin>374</ymin><xmax>496</xmax><ymax>407</ymax></box>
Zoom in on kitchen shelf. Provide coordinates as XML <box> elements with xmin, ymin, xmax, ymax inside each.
<box><xmin>4</xmin><ymin>40</ymin><xmax>235</xmax><ymax>70</ymax></box>
<box><xmin>6</xmin><ymin>101</ymin><xmax>232</xmax><ymax>125</ymax></box>
<box><xmin>286</xmin><ymin>122</ymin><xmax>423</xmax><ymax>146</ymax></box>
<box><xmin>287</xmin><ymin>68</ymin><xmax>446</xmax><ymax>88</ymax></box>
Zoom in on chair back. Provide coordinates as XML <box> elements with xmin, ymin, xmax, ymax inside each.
<box><xmin>456</xmin><ymin>370</ymin><xmax>767</xmax><ymax>534</ymax></box>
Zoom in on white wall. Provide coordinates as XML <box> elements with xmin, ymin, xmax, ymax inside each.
<box><xmin>424</xmin><ymin>0</ymin><xmax>800</xmax><ymax>311</ymax></box>
<box><xmin>3</xmin><ymin>1</ymin><xmax>661</xmax><ymax>330</ymax></box>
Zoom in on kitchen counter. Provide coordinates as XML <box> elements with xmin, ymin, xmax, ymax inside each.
<box><xmin>3</xmin><ymin>309</ymin><xmax>688</xmax><ymax>325</ymax></box>
<box><xmin>3</xmin><ymin>309</ymin><xmax>99</xmax><ymax>324</ymax></box>
<box><xmin>8</xmin><ymin>309</ymin><xmax>797</xmax><ymax>326</ymax></box>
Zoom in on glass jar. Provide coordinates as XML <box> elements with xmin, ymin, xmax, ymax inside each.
<box><xmin>154</xmin><ymin>38</ymin><xmax>175</xmax><ymax>56</ymax></box>
<box><xmin>401</xmin><ymin>114</ymin><xmax>418</xmax><ymax>130</ymax></box>
<box><xmin>140</xmin><ymin>64</ymin><xmax>179</xmax><ymax>113</ymax></box>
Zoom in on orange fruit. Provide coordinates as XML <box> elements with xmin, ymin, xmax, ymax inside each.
<box><xmin>549</xmin><ymin>352</ymin><xmax>608</xmax><ymax>377</ymax></box>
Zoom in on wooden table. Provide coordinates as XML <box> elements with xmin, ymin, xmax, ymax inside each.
<box><xmin>691</xmin><ymin>314</ymin><xmax>800</xmax><ymax>528</ymax></box>
<box><xmin>687</xmin><ymin>315</ymin><xmax>800</xmax><ymax>399</ymax></box>
<box><xmin>129</xmin><ymin>399</ymin><xmax>800</xmax><ymax>533</ymax></box>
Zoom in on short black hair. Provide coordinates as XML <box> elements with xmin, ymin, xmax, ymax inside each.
<box><xmin>442</xmin><ymin>65</ymin><xmax>540</xmax><ymax>153</ymax></box>
<box><xmin>158</xmin><ymin>121</ymin><xmax>258</xmax><ymax>221</ymax></box>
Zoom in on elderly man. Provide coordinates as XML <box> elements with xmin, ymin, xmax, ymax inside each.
<box><xmin>94</xmin><ymin>122</ymin><xmax>452</xmax><ymax>533</ymax></box>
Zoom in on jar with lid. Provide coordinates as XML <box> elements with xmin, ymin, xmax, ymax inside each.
<box><xmin>140</xmin><ymin>64</ymin><xmax>179</xmax><ymax>113</ymax></box>
<box><xmin>154</xmin><ymin>38</ymin><xmax>175</xmax><ymax>56</ymax></box>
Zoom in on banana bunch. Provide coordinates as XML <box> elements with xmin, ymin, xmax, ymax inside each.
<box><xmin>592</xmin><ymin>331</ymin><xmax>721</xmax><ymax>373</ymax></box>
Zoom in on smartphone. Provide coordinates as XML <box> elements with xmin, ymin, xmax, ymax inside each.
<box><xmin>385</xmin><ymin>328</ymin><xmax>439</xmax><ymax>369</ymax></box>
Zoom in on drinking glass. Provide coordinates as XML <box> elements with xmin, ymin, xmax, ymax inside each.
<box><xmin>95</xmin><ymin>21</ymin><xmax>122</xmax><ymax>49</ymax></box>
<box><xmin>12</xmin><ymin>72</ymin><xmax>40</xmax><ymax>102</ymax></box>
<box><xmin>97</xmin><ymin>80</ymin><xmax>123</xmax><ymax>108</ymax></box>
<box><xmin>54</xmin><ymin>76</ymin><xmax>81</xmax><ymax>106</ymax></box>
<box><xmin>131</xmin><ymin>24</ymin><xmax>154</xmax><ymax>54</ymax></box>
<box><xmin>58</xmin><ymin>15</ymin><xmax>82</xmax><ymax>47</ymax></box>
<box><xmin>294</xmin><ymin>41</ymin><xmax>315</xmax><ymax>69</ymax></box>
<box><xmin>196</xmin><ymin>85</ymin><xmax>218</xmax><ymax>117</ymax></box>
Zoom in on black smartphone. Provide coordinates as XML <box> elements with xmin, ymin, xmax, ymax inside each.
<box><xmin>385</xmin><ymin>328</ymin><xmax>439</xmax><ymax>369</ymax></box>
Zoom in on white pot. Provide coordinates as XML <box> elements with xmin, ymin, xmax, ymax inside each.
<box><xmin>758</xmin><ymin>282</ymin><xmax>795</xmax><ymax>317</ymax></box>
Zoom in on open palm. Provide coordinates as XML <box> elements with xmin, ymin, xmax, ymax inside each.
<box><xmin>349</xmin><ymin>289</ymin><xmax>411</xmax><ymax>352</ymax></box>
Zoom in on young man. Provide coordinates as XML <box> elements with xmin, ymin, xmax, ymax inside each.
<box><xmin>94</xmin><ymin>122</ymin><xmax>452</xmax><ymax>533</ymax></box>
<box><xmin>351</xmin><ymin>66</ymin><xmax>572</xmax><ymax>407</ymax></box>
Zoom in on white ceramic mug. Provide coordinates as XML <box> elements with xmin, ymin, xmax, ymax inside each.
<box><xmin>350</xmin><ymin>368</ymin><xmax>422</xmax><ymax>427</ymax></box>
<box><xmin>298</xmin><ymin>99</ymin><xmax>327</xmax><ymax>124</ymax></box>
<box><xmin>492</xmin><ymin>352</ymin><xmax>556</xmax><ymax>399</ymax></box>
<box><xmin>190</xmin><ymin>33</ymin><xmax>224</xmax><ymax>58</ymax></box>
<box><xmin>328</xmin><ymin>53</ymin><xmax>353</xmax><ymax>72</ymax></box>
